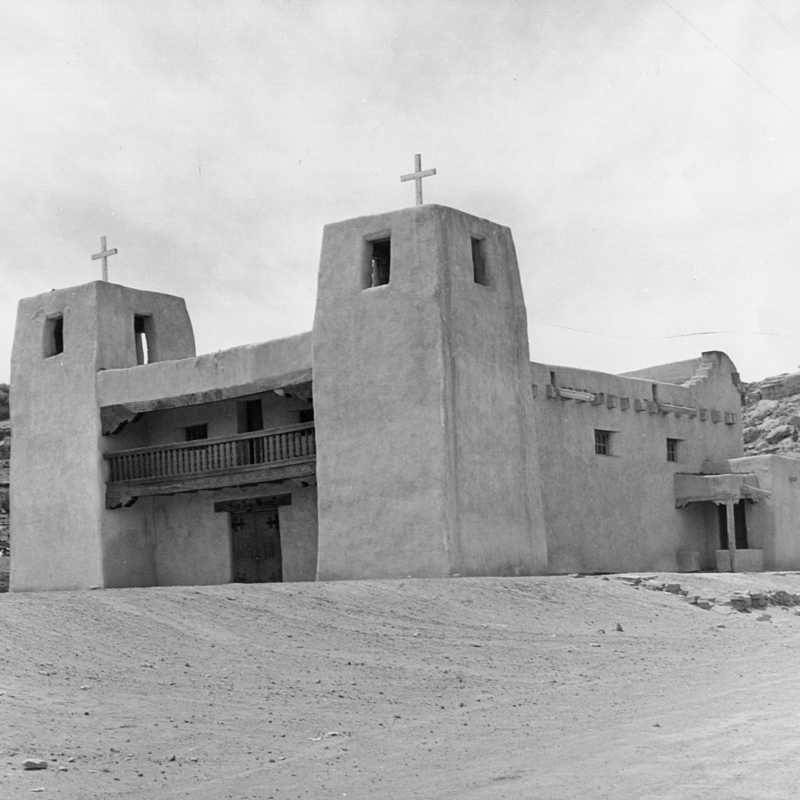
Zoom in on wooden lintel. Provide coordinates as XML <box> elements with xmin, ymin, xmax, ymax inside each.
<box><xmin>106</xmin><ymin>459</ymin><xmax>315</xmax><ymax>509</ymax></box>
<box><xmin>558</xmin><ymin>387</ymin><xmax>595</xmax><ymax>402</ymax></box>
<box><xmin>658</xmin><ymin>402</ymin><xmax>697</xmax><ymax>417</ymax></box>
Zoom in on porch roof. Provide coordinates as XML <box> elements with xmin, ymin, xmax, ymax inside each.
<box><xmin>674</xmin><ymin>473</ymin><xmax>769</xmax><ymax>508</ymax></box>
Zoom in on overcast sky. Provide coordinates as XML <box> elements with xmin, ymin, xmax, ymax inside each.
<box><xmin>2</xmin><ymin>0</ymin><xmax>799</xmax><ymax>384</ymax></box>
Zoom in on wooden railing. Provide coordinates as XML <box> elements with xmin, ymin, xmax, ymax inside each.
<box><xmin>106</xmin><ymin>422</ymin><xmax>315</xmax><ymax>484</ymax></box>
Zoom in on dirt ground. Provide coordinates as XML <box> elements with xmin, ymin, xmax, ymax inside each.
<box><xmin>3</xmin><ymin>573</ymin><xmax>800</xmax><ymax>799</ymax></box>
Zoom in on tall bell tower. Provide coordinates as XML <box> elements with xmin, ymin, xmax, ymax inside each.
<box><xmin>312</xmin><ymin>204</ymin><xmax>548</xmax><ymax>579</ymax></box>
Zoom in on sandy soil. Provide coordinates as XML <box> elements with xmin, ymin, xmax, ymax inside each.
<box><xmin>2</xmin><ymin>573</ymin><xmax>800</xmax><ymax>799</ymax></box>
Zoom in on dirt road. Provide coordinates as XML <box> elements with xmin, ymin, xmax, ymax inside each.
<box><xmin>2</xmin><ymin>573</ymin><xmax>800</xmax><ymax>798</ymax></box>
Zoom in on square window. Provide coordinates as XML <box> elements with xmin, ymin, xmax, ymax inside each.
<box><xmin>667</xmin><ymin>438</ymin><xmax>679</xmax><ymax>462</ymax></box>
<box><xmin>44</xmin><ymin>314</ymin><xmax>64</xmax><ymax>357</ymax></box>
<box><xmin>594</xmin><ymin>429</ymin><xmax>613</xmax><ymax>456</ymax></box>
<box><xmin>364</xmin><ymin>238</ymin><xmax>391</xmax><ymax>288</ymax></box>
<box><xmin>298</xmin><ymin>408</ymin><xmax>314</xmax><ymax>423</ymax></box>
<box><xmin>185</xmin><ymin>424</ymin><xmax>208</xmax><ymax>442</ymax></box>
<box><xmin>471</xmin><ymin>237</ymin><xmax>488</xmax><ymax>285</ymax></box>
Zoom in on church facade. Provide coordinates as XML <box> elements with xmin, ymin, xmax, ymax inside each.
<box><xmin>9</xmin><ymin>204</ymin><xmax>799</xmax><ymax>590</ymax></box>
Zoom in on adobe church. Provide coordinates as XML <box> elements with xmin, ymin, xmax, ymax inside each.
<box><xmin>10</xmin><ymin>199</ymin><xmax>800</xmax><ymax>591</ymax></box>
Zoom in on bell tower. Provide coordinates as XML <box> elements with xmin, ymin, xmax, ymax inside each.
<box><xmin>10</xmin><ymin>280</ymin><xmax>195</xmax><ymax>590</ymax></box>
<box><xmin>312</xmin><ymin>204</ymin><xmax>548</xmax><ymax>579</ymax></box>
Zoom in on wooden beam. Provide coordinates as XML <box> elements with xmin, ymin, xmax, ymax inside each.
<box><xmin>106</xmin><ymin>460</ymin><xmax>315</xmax><ymax>509</ymax></box>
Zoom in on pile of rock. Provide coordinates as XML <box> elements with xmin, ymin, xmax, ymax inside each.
<box><xmin>743</xmin><ymin>373</ymin><xmax>800</xmax><ymax>457</ymax></box>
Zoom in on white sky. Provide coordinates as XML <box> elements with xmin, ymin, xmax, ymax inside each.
<box><xmin>2</xmin><ymin>0</ymin><xmax>800</xmax><ymax>384</ymax></box>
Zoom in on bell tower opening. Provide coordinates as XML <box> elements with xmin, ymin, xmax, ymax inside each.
<box><xmin>134</xmin><ymin>315</ymin><xmax>153</xmax><ymax>365</ymax></box>
<box><xmin>363</xmin><ymin>237</ymin><xmax>391</xmax><ymax>289</ymax></box>
<box><xmin>43</xmin><ymin>314</ymin><xmax>64</xmax><ymax>357</ymax></box>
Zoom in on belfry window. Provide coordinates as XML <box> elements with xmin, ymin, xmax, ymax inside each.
<box><xmin>365</xmin><ymin>238</ymin><xmax>391</xmax><ymax>288</ymax></box>
<box><xmin>134</xmin><ymin>315</ymin><xmax>154</xmax><ymax>365</ymax></box>
<box><xmin>44</xmin><ymin>314</ymin><xmax>64</xmax><ymax>357</ymax></box>
<box><xmin>472</xmin><ymin>237</ymin><xmax>488</xmax><ymax>285</ymax></box>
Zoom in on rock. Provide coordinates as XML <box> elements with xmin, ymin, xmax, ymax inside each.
<box><xmin>749</xmin><ymin>399</ymin><xmax>778</xmax><ymax>421</ymax></box>
<box><xmin>757</xmin><ymin>613</ymin><xmax>772</xmax><ymax>622</ymax></box>
<box><xmin>696</xmin><ymin>600</ymin><xmax>713</xmax><ymax>610</ymax></box>
<box><xmin>769</xmin><ymin>590</ymin><xmax>795</xmax><ymax>606</ymax></box>
<box><xmin>742</xmin><ymin>426</ymin><xmax>761</xmax><ymax>444</ymax></box>
<box><xmin>615</xmin><ymin>623</ymin><xmax>623</xmax><ymax>632</ymax></box>
<box><xmin>663</xmin><ymin>583</ymin><xmax>685</xmax><ymax>595</ymax></box>
<box><xmin>749</xmin><ymin>592</ymin><xmax>768</xmax><ymax>609</ymax></box>
<box><xmin>729</xmin><ymin>594</ymin><xmax>752</xmax><ymax>612</ymax></box>
<box><xmin>23</xmin><ymin>759</ymin><xmax>48</xmax><ymax>770</ymax></box>
<box><xmin>766</xmin><ymin>424</ymin><xmax>793</xmax><ymax>444</ymax></box>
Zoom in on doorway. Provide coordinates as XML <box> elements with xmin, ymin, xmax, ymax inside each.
<box><xmin>717</xmin><ymin>501</ymin><xmax>749</xmax><ymax>550</ymax></box>
<box><xmin>230</xmin><ymin>507</ymin><xmax>282</xmax><ymax>582</ymax></box>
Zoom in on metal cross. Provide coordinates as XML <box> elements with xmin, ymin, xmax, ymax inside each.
<box><xmin>91</xmin><ymin>235</ymin><xmax>118</xmax><ymax>282</ymax></box>
<box><xmin>400</xmin><ymin>153</ymin><xmax>436</xmax><ymax>206</ymax></box>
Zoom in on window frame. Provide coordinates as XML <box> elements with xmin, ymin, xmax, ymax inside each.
<box><xmin>666</xmin><ymin>437</ymin><xmax>680</xmax><ymax>463</ymax></box>
<box><xmin>594</xmin><ymin>429</ymin><xmax>614</xmax><ymax>456</ymax></box>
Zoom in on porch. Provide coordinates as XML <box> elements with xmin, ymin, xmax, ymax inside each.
<box><xmin>674</xmin><ymin>472</ymin><xmax>770</xmax><ymax>572</ymax></box>
<box><xmin>105</xmin><ymin>422</ymin><xmax>316</xmax><ymax>508</ymax></box>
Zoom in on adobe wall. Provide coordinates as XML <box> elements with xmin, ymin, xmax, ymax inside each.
<box><xmin>279</xmin><ymin>485</ymin><xmax>318</xmax><ymax>581</ymax></box>
<box><xmin>96</xmin><ymin>333</ymin><xmax>311</xmax><ymax>412</ymax></box>
<box><xmin>150</xmin><ymin>494</ymin><xmax>232</xmax><ymax>585</ymax></box>
<box><xmin>729</xmin><ymin>455</ymin><xmax>800</xmax><ymax>570</ymax></box>
<box><xmin>104</xmin><ymin>483</ymin><xmax>318</xmax><ymax>586</ymax></box>
<box><xmin>532</xmin><ymin>353</ymin><xmax>743</xmax><ymax>573</ymax></box>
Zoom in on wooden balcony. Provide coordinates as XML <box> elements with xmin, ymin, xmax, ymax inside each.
<box><xmin>105</xmin><ymin>422</ymin><xmax>315</xmax><ymax>508</ymax></box>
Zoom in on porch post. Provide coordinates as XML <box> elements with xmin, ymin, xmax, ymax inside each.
<box><xmin>725</xmin><ymin>499</ymin><xmax>737</xmax><ymax>573</ymax></box>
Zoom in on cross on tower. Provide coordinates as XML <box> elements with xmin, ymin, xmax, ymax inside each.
<box><xmin>400</xmin><ymin>153</ymin><xmax>436</xmax><ymax>206</ymax></box>
<box><xmin>91</xmin><ymin>236</ymin><xmax>118</xmax><ymax>282</ymax></box>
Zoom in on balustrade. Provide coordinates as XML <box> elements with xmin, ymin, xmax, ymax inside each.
<box><xmin>106</xmin><ymin>423</ymin><xmax>315</xmax><ymax>484</ymax></box>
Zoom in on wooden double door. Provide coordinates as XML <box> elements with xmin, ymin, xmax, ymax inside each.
<box><xmin>231</xmin><ymin>508</ymin><xmax>283</xmax><ymax>583</ymax></box>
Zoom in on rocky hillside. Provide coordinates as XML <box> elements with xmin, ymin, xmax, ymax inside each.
<box><xmin>743</xmin><ymin>372</ymin><xmax>800</xmax><ymax>457</ymax></box>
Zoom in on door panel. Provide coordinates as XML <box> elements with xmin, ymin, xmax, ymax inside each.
<box><xmin>231</xmin><ymin>508</ymin><xmax>282</xmax><ymax>582</ymax></box>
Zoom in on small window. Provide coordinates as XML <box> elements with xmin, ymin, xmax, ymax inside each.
<box><xmin>651</xmin><ymin>384</ymin><xmax>659</xmax><ymax>402</ymax></box>
<box><xmin>549</xmin><ymin>370</ymin><xmax>557</xmax><ymax>386</ymax></box>
<box><xmin>185</xmin><ymin>424</ymin><xmax>208</xmax><ymax>441</ymax></box>
<box><xmin>666</xmin><ymin>438</ymin><xmax>679</xmax><ymax>463</ymax></box>
<box><xmin>298</xmin><ymin>408</ymin><xmax>314</xmax><ymax>423</ymax></box>
<box><xmin>365</xmin><ymin>238</ymin><xmax>391</xmax><ymax>288</ymax></box>
<box><xmin>471</xmin><ymin>237</ymin><xmax>488</xmax><ymax>285</ymax></box>
<box><xmin>134</xmin><ymin>315</ymin><xmax>154</xmax><ymax>365</ymax></box>
<box><xmin>594</xmin><ymin>429</ymin><xmax>613</xmax><ymax>456</ymax></box>
<box><xmin>44</xmin><ymin>314</ymin><xmax>64</xmax><ymax>357</ymax></box>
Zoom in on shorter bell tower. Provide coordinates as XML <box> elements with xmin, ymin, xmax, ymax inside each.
<box><xmin>10</xmin><ymin>281</ymin><xmax>195</xmax><ymax>590</ymax></box>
